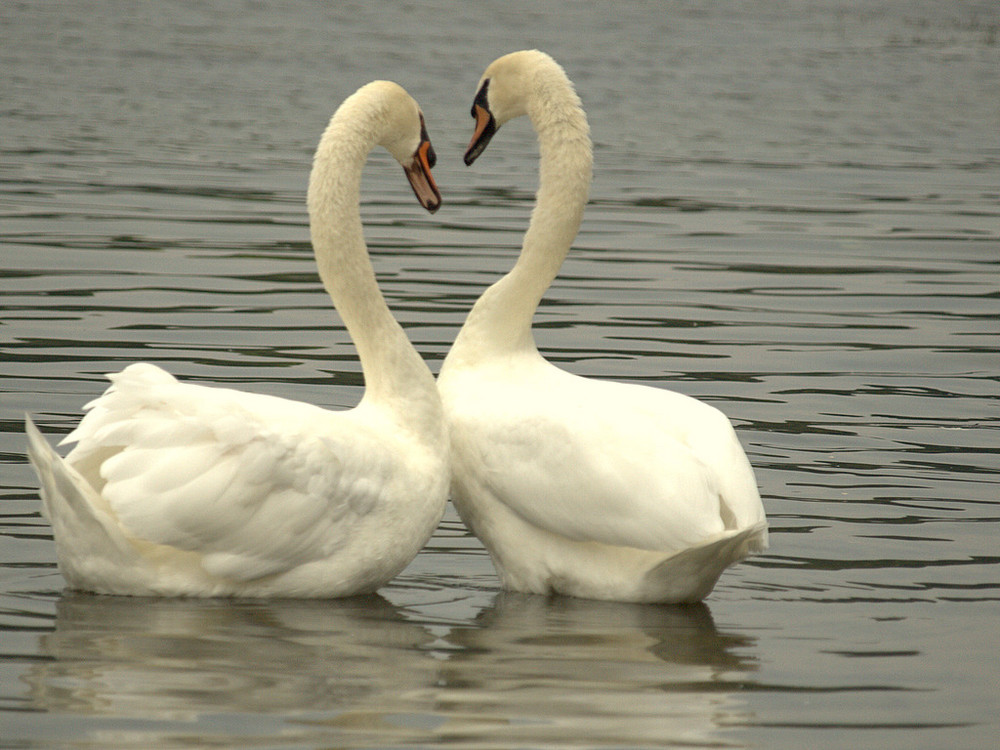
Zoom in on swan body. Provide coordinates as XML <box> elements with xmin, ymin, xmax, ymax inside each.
<box><xmin>26</xmin><ymin>81</ymin><xmax>449</xmax><ymax>597</ymax></box>
<box><xmin>438</xmin><ymin>51</ymin><xmax>767</xmax><ymax>603</ymax></box>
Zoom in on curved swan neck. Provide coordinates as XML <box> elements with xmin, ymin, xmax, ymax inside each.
<box><xmin>307</xmin><ymin>92</ymin><xmax>438</xmax><ymax>415</ymax></box>
<box><xmin>519</xmin><ymin>87</ymin><xmax>592</xmax><ymax>301</ymax></box>
<box><xmin>454</xmin><ymin>60</ymin><xmax>593</xmax><ymax>360</ymax></box>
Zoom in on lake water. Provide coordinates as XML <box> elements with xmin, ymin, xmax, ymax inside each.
<box><xmin>2</xmin><ymin>1</ymin><xmax>999</xmax><ymax>748</ymax></box>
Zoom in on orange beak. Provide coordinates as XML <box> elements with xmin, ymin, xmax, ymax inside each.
<box><xmin>404</xmin><ymin>118</ymin><xmax>441</xmax><ymax>213</ymax></box>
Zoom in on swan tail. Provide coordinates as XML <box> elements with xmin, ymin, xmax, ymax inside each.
<box><xmin>26</xmin><ymin>416</ymin><xmax>75</xmax><ymax>524</ymax></box>
<box><xmin>640</xmin><ymin>522</ymin><xmax>768</xmax><ymax>603</ymax></box>
<box><xmin>25</xmin><ymin>416</ymin><xmax>139</xmax><ymax>588</ymax></box>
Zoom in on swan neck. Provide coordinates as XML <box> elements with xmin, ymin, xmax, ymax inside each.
<box><xmin>521</xmin><ymin>101</ymin><xmax>592</xmax><ymax>285</ymax></box>
<box><xmin>453</xmin><ymin>80</ymin><xmax>592</xmax><ymax>360</ymax></box>
<box><xmin>307</xmin><ymin>110</ymin><xmax>438</xmax><ymax>417</ymax></box>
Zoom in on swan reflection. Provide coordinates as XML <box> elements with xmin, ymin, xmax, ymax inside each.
<box><xmin>26</xmin><ymin>593</ymin><xmax>437</xmax><ymax>720</ymax></box>
<box><xmin>26</xmin><ymin>591</ymin><xmax>757</xmax><ymax>747</ymax></box>
<box><xmin>429</xmin><ymin>593</ymin><xmax>757</xmax><ymax>746</ymax></box>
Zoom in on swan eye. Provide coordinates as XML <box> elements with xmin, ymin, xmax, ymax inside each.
<box><xmin>471</xmin><ymin>79</ymin><xmax>491</xmax><ymax>118</ymax></box>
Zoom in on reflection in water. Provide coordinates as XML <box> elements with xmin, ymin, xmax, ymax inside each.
<box><xmin>26</xmin><ymin>594</ymin><xmax>436</xmax><ymax>720</ymax></box>
<box><xmin>428</xmin><ymin>593</ymin><xmax>756</xmax><ymax>747</ymax></box>
<box><xmin>24</xmin><ymin>591</ymin><xmax>757</xmax><ymax>747</ymax></box>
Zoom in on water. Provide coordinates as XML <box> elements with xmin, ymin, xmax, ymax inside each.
<box><xmin>2</xmin><ymin>1</ymin><xmax>999</xmax><ymax>747</ymax></box>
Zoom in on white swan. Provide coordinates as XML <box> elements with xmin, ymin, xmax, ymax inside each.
<box><xmin>25</xmin><ymin>81</ymin><xmax>449</xmax><ymax>598</ymax></box>
<box><xmin>438</xmin><ymin>51</ymin><xmax>768</xmax><ymax>603</ymax></box>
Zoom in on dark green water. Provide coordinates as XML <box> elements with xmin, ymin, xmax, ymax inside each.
<box><xmin>2</xmin><ymin>2</ymin><xmax>998</xmax><ymax>747</ymax></box>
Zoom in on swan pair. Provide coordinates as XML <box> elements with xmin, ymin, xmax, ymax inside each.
<box><xmin>27</xmin><ymin>51</ymin><xmax>767</xmax><ymax>603</ymax></box>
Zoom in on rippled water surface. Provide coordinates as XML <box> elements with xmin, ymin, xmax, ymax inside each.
<box><xmin>2</xmin><ymin>2</ymin><xmax>999</xmax><ymax>748</ymax></box>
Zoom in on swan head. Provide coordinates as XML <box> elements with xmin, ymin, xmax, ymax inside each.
<box><xmin>373</xmin><ymin>81</ymin><xmax>441</xmax><ymax>213</ymax></box>
<box><xmin>464</xmin><ymin>50</ymin><xmax>572</xmax><ymax>165</ymax></box>
<box><xmin>336</xmin><ymin>81</ymin><xmax>442</xmax><ymax>213</ymax></box>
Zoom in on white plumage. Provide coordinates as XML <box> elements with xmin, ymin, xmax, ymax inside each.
<box><xmin>438</xmin><ymin>50</ymin><xmax>768</xmax><ymax>603</ymax></box>
<box><xmin>26</xmin><ymin>80</ymin><xmax>449</xmax><ymax>597</ymax></box>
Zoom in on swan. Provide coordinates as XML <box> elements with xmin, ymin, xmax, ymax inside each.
<box><xmin>437</xmin><ymin>50</ymin><xmax>768</xmax><ymax>603</ymax></box>
<box><xmin>25</xmin><ymin>80</ymin><xmax>449</xmax><ymax>598</ymax></box>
